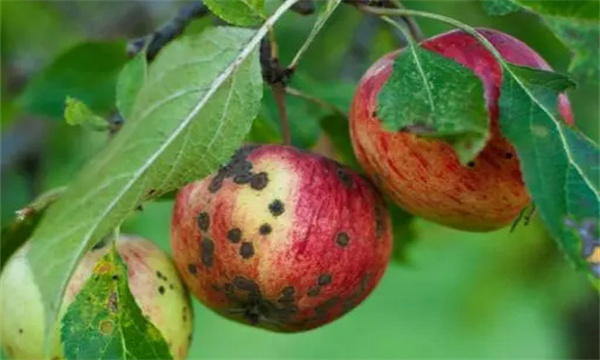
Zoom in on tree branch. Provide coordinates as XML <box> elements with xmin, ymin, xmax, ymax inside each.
<box><xmin>385</xmin><ymin>0</ymin><xmax>424</xmax><ymax>42</ymax></box>
<box><xmin>291</xmin><ymin>0</ymin><xmax>316</xmax><ymax>15</ymax></box>
<box><xmin>344</xmin><ymin>0</ymin><xmax>424</xmax><ymax>42</ymax></box>
<box><xmin>128</xmin><ymin>1</ymin><xmax>210</xmax><ymax>61</ymax></box>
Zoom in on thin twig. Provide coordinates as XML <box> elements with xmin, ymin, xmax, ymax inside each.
<box><xmin>355</xmin><ymin>6</ymin><xmax>505</xmax><ymax>61</ymax></box>
<box><xmin>386</xmin><ymin>0</ymin><xmax>424</xmax><ymax>42</ymax></box>
<box><xmin>344</xmin><ymin>0</ymin><xmax>424</xmax><ymax>42</ymax></box>
<box><xmin>128</xmin><ymin>1</ymin><xmax>210</xmax><ymax>61</ymax></box>
<box><xmin>286</xmin><ymin>87</ymin><xmax>346</xmax><ymax>116</ymax></box>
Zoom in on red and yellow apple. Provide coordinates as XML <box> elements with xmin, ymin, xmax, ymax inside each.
<box><xmin>350</xmin><ymin>28</ymin><xmax>573</xmax><ymax>231</ymax></box>
<box><xmin>171</xmin><ymin>145</ymin><xmax>392</xmax><ymax>332</ymax></box>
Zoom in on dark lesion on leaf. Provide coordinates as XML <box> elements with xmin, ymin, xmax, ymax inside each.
<box><xmin>108</xmin><ymin>292</ymin><xmax>118</xmax><ymax>313</ymax></box>
<box><xmin>99</xmin><ymin>319</ymin><xmax>114</xmax><ymax>335</ymax></box>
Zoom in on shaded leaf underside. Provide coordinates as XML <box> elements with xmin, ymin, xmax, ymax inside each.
<box><xmin>27</xmin><ymin>26</ymin><xmax>263</xmax><ymax>342</ymax></box>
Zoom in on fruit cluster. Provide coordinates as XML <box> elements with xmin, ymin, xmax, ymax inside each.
<box><xmin>0</xmin><ymin>28</ymin><xmax>573</xmax><ymax>358</ymax></box>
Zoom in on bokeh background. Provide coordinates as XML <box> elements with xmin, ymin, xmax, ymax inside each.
<box><xmin>1</xmin><ymin>1</ymin><xmax>598</xmax><ymax>359</ymax></box>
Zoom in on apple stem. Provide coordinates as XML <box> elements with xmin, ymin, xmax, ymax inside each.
<box><xmin>260</xmin><ymin>31</ymin><xmax>293</xmax><ymax>146</ymax></box>
<box><xmin>272</xmin><ymin>83</ymin><xmax>292</xmax><ymax>145</ymax></box>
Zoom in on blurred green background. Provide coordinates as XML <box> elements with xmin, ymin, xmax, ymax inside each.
<box><xmin>1</xmin><ymin>1</ymin><xmax>598</xmax><ymax>359</ymax></box>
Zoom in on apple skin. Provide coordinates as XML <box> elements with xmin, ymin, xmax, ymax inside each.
<box><xmin>171</xmin><ymin>145</ymin><xmax>392</xmax><ymax>332</ymax></box>
<box><xmin>0</xmin><ymin>235</ymin><xmax>193</xmax><ymax>360</ymax></box>
<box><xmin>349</xmin><ymin>28</ymin><xmax>574</xmax><ymax>231</ymax></box>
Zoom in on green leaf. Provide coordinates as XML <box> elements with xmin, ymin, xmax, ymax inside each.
<box><xmin>513</xmin><ymin>0</ymin><xmax>599</xmax><ymax>20</ymax></box>
<box><xmin>482</xmin><ymin>0</ymin><xmax>520</xmax><ymax>16</ymax></box>
<box><xmin>64</xmin><ymin>97</ymin><xmax>109</xmax><ymax>131</ymax></box>
<box><xmin>61</xmin><ymin>246</ymin><xmax>172</xmax><ymax>360</ymax></box>
<box><xmin>319</xmin><ymin>114</ymin><xmax>360</xmax><ymax>170</ymax></box>
<box><xmin>517</xmin><ymin>0</ymin><xmax>600</xmax><ymax>82</ymax></box>
<box><xmin>378</xmin><ymin>43</ymin><xmax>489</xmax><ymax>164</ymax></box>
<box><xmin>18</xmin><ymin>41</ymin><xmax>129</xmax><ymax>118</ymax></box>
<box><xmin>26</xmin><ymin>26</ymin><xmax>264</xmax><ymax>346</ymax></box>
<box><xmin>483</xmin><ymin>0</ymin><xmax>600</xmax><ymax>82</ymax></box>
<box><xmin>499</xmin><ymin>64</ymin><xmax>600</xmax><ymax>284</ymax></box>
<box><xmin>204</xmin><ymin>0</ymin><xmax>265</xmax><ymax>26</ymax></box>
<box><xmin>290</xmin><ymin>0</ymin><xmax>342</xmax><ymax>68</ymax></box>
<box><xmin>116</xmin><ymin>53</ymin><xmax>147</xmax><ymax>121</ymax></box>
<box><xmin>541</xmin><ymin>17</ymin><xmax>599</xmax><ymax>82</ymax></box>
